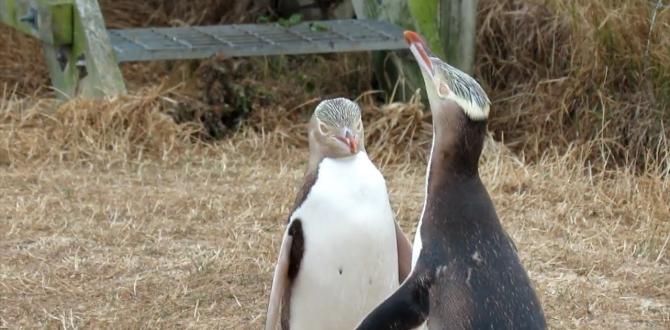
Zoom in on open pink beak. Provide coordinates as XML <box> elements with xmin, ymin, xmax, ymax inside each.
<box><xmin>404</xmin><ymin>31</ymin><xmax>434</xmax><ymax>77</ymax></box>
<box><xmin>336</xmin><ymin>136</ymin><xmax>358</xmax><ymax>154</ymax></box>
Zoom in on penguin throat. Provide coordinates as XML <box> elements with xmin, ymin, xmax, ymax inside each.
<box><xmin>429</xmin><ymin>107</ymin><xmax>486</xmax><ymax>180</ymax></box>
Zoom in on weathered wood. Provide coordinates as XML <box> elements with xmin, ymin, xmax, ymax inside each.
<box><xmin>73</xmin><ymin>0</ymin><xmax>125</xmax><ymax>97</ymax></box>
<box><xmin>41</xmin><ymin>43</ymin><xmax>79</xmax><ymax>97</ymax></box>
<box><xmin>408</xmin><ymin>0</ymin><xmax>446</xmax><ymax>58</ymax></box>
<box><xmin>352</xmin><ymin>0</ymin><xmax>479</xmax><ymax>101</ymax></box>
<box><xmin>0</xmin><ymin>0</ymin><xmax>74</xmax><ymax>45</ymax></box>
<box><xmin>39</xmin><ymin>0</ymin><xmax>73</xmax><ymax>45</ymax></box>
<box><xmin>438</xmin><ymin>0</ymin><xmax>478</xmax><ymax>74</ymax></box>
<box><xmin>0</xmin><ymin>0</ymin><xmax>78</xmax><ymax>97</ymax></box>
<box><xmin>0</xmin><ymin>0</ymin><xmax>127</xmax><ymax>98</ymax></box>
<box><xmin>0</xmin><ymin>0</ymin><xmax>38</xmax><ymax>38</ymax></box>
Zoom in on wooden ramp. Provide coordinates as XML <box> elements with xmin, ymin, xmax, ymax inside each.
<box><xmin>0</xmin><ymin>0</ymin><xmax>407</xmax><ymax>98</ymax></box>
<box><xmin>109</xmin><ymin>19</ymin><xmax>406</xmax><ymax>63</ymax></box>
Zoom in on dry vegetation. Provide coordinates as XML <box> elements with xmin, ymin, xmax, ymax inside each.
<box><xmin>0</xmin><ymin>91</ymin><xmax>668</xmax><ymax>328</ymax></box>
<box><xmin>0</xmin><ymin>0</ymin><xmax>669</xmax><ymax>329</ymax></box>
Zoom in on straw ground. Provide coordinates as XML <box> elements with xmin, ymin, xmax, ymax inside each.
<box><xmin>1</xmin><ymin>0</ymin><xmax>668</xmax><ymax>328</ymax></box>
<box><xmin>0</xmin><ymin>90</ymin><xmax>668</xmax><ymax>328</ymax></box>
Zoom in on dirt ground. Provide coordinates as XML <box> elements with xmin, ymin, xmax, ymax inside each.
<box><xmin>0</xmin><ymin>95</ymin><xmax>668</xmax><ymax>328</ymax></box>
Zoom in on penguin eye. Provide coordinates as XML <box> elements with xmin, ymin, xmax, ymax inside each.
<box><xmin>437</xmin><ymin>82</ymin><xmax>450</xmax><ymax>97</ymax></box>
<box><xmin>356</xmin><ymin>120</ymin><xmax>363</xmax><ymax>131</ymax></box>
<box><xmin>318</xmin><ymin>122</ymin><xmax>329</xmax><ymax>135</ymax></box>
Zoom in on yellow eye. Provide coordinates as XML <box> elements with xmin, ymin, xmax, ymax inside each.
<box><xmin>438</xmin><ymin>82</ymin><xmax>450</xmax><ymax>97</ymax></box>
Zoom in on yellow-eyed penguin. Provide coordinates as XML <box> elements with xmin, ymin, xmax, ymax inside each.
<box><xmin>265</xmin><ymin>97</ymin><xmax>413</xmax><ymax>330</ymax></box>
<box><xmin>355</xmin><ymin>31</ymin><xmax>546</xmax><ymax>330</ymax></box>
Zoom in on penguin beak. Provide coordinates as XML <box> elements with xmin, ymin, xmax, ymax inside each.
<box><xmin>404</xmin><ymin>31</ymin><xmax>434</xmax><ymax>79</ymax></box>
<box><xmin>336</xmin><ymin>128</ymin><xmax>358</xmax><ymax>154</ymax></box>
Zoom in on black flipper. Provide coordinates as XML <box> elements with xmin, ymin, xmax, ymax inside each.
<box><xmin>356</xmin><ymin>271</ymin><xmax>432</xmax><ymax>330</ymax></box>
<box><xmin>266</xmin><ymin>219</ymin><xmax>305</xmax><ymax>330</ymax></box>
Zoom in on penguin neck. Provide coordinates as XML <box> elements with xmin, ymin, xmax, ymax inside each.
<box><xmin>427</xmin><ymin>103</ymin><xmax>487</xmax><ymax>189</ymax></box>
<box><xmin>307</xmin><ymin>134</ymin><xmax>325</xmax><ymax>175</ymax></box>
<box><xmin>306</xmin><ymin>134</ymin><xmax>366</xmax><ymax>176</ymax></box>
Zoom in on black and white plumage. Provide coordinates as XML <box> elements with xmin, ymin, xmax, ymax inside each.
<box><xmin>266</xmin><ymin>98</ymin><xmax>412</xmax><ymax>330</ymax></box>
<box><xmin>356</xmin><ymin>31</ymin><xmax>546</xmax><ymax>330</ymax></box>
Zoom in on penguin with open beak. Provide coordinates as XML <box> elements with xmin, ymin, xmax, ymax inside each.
<box><xmin>355</xmin><ymin>32</ymin><xmax>547</xmax><ymax>330</ymax></box>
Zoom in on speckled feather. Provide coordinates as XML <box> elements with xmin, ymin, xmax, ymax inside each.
<box><xmin>433</xmin><ymin>60</ymin><xmax>491</xmax><ymax>120</ymax></box>
<box><xmin>314</xmin><ymin>98</ymin><xmax>361</xmax><ymax>128</ymax></box>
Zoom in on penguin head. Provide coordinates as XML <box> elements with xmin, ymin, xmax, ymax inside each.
<box><xmin>309</xmin><ymin>97</ymin><xmax>365</xmax><ymax>159</ymax></box>
<box><xmin>404</xmin><ymin>31</ymin><xmax>491</xmax><ymax>121</ymax></box>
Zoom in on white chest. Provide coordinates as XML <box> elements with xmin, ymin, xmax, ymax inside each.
<box><xmin>288</xmin><ymin>153</ymin><xmax>399</xmax><ymax>330</ymax></box>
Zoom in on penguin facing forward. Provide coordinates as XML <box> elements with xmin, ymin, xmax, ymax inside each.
<box><xmin>265</xmin><ymin>98</ymin><xmax>413</xmax><ymax>330</ymax></box>
<box><xmin>355</xmin><ymin>32</ymin><xmax>547</xmax><ymax>330</ymax></box>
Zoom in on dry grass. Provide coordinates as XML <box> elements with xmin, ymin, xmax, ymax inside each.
<box><xmin>478</xmin><ymin>0</ymin><xmax>670</xmax><ymax>170</ymax></box>
<box><xmin>0</xmin><ymin>91</ymin><xmax>668</xmax><ymax>329</ymax></box>
<box><xmin>1</xmin><ymin>0</ymin><xmax>668</xmax><ymax>170</ymax></box>
<box><xmin>0</xmin><ymin>0</ymin><xmax>669</xmax><ymax>328</ymax></box>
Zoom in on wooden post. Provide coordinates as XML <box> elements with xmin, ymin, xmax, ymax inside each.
<box><xmin>409</xmin><ymin>0</ymin><xmax>478</xmax><ymax>73</ymax></box>
<box><xmin>407</xmin><ymin>0</ymin><xmax>445</xmax><ymax>58</ymax></box>
<box><xmin>37</xmin><ymin>0</ymin><xmax>79</xmax><ymax>97</ymax></box>
<box><xmin>352</xmin><ymin>0</ymin><xmax>479</xmax><ymax>101</ymax></box>
<box><xmin>73</xmin><ymin>0</ymin><xmax>125</xmax><ymax>97</ymax></box>
<box><xmin>438</xmin><ymin>0</ymin><xmax>478</xmax><ymax>74</ymax></box>
<box><xmin>0</xmin><ymin>0</ymin><xmax>126</xmax><ymax>98</ymax></box>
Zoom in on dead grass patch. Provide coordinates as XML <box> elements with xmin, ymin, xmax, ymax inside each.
<box><xmin>0</xmin><ymin>91</ymin><xmax>668</xmax><ymax>328</ymax></box>
<box><xmin>478</xmin><ymin>0</ymin><xmax>670</xmax><ymax>170</ymax></box>
<box><xmin>1</xmin><ymin>0</ymin><xmax>668</xmax><ymax>169</ymax></box>
<box><xmin>0</xmin><ymin>2</ymin><xmax>668</xmax><ymax>325</ymax></box>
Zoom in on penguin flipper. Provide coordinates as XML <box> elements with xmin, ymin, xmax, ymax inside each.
<box><xmin>395</xmin><ymin>222</ymin><xmax>412</xmax><ymax>283</ymax></box>
<box><xmin>265</xmin><ymin>219</ymin><xmax>304</xmax><ymax>330</ymax></box>
<box><xmin>355</xmin><ymin>271</ymin><xmax>431</xmax><ymax>330</ymax></box>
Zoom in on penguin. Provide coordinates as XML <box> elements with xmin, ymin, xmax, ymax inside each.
<box><xmin>355</xmin><ymin>31</ymin><xmax>547</xmax><ymax>330</ymax></box>
<box><xmin>265</xmin><ymin>98</ymin><xmax>413</xmax><ymax>330</ymax></box>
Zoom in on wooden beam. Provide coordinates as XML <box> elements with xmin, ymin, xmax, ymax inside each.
<box><xmin>1</xmin><ymin>0</ymin><xmax>125</xmax><ymax>98</ymax></box>
<box><xmin>0</xmin><ymin>0</ymin><xmax>73</xmax><ymax>45</ymax></box>
<box><xmin>438</xmin><ymin>0</ymin><xmax>478</xmax><ymax>74</ymax></box>
<box><xmin>38</xmin><ymin>0</ymin><xmax>73</xmax><ymax>45</ymax></box>
<box><xmin>72</xmin><ymin>0</ymin><xmax>125</xmax><ymax>97</ymax></box>
<box><xmin>408</xmin><ymin>0</ymin><xmax>446</xmax><ymax>59</ymax></box>
<box><xmin>409</xmin><ymin>0</ymin><xmax>479</xmax><ymax>74</ymax></box>
<box><xmin>41</xmin><ymin>43</ymin><xmax>79</xmax><ymax>97</ymax></box>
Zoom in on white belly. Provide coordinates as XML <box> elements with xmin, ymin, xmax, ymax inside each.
<box><xmin>288</xmin><ymin>153</ymin><xmax>399</xmax><ymax>330</ymax></box>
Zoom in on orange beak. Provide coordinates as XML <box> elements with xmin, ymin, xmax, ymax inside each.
<box><xmin>336</xmin><ymin>136</ymin><xmax>358</xmax><ymax>154</ymax></box>
<box><xmin>347</xmin><ymin>137</ymin><xmax>358</xmax><ymax>154</ymax></box>
<box><xmin>403</xmin><ymin>30</ymin><xmax>434</xmax><ymax>76</ymax></box>
<box><xmin>336</xmin><ymin>134</ymin><xmax>358</xmax><ymax>155</ymax></box>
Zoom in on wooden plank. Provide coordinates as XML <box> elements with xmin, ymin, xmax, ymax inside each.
<box><xmin>352</xmin><ymin>0</ymin><xmax>479</xmax><ymax>101</ymax></box>
<box><xmin>40</xmin><ymin>2</ymin><xmax>80</xmax><ymax>98</ymax></box>
<box><xmin>408</xmin><ymin>0</ymin><xmax>446</xmax><ymax>59</ymax></box>
<box><xmin>408</xmin><ymin>0</ymin><xmax>479</xmax><ymax>73</ymax></box>
<box><xmin>41</xmin><ymin>43</ymin><xmax>78</xmax><ymax>97</ymax></box>
<box><xmin>73</xmin><ymin>0</ymin><xmax>125</xmax><ymax>97</ymax></box>
<box><xmin>0</xmin><ymin>0</ymin><xmax>73</xmax><ymax>45</ymax></box>
<box><xmin>39</xmin><ymin>0</ymin><xmax>73</xmax><ymax>45</ymax></box>
<box><xmin>0</xmin><ymin>0</ymin><xmax>40</xmax><ymax>38</ymax></box>
<box><xmin>36</xmin><ymin>0</ymin><xmax>73</xmax><ymax>45</ymax></box>
<box><xmin>438</xmin><ymin>0</ymin><xmax>478</xmax><ymax>74</ymax></box>
<box><xmin>108</xmin><ymin>20</ymin><xmax>406</xmax><ymax>62</ymax></box>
